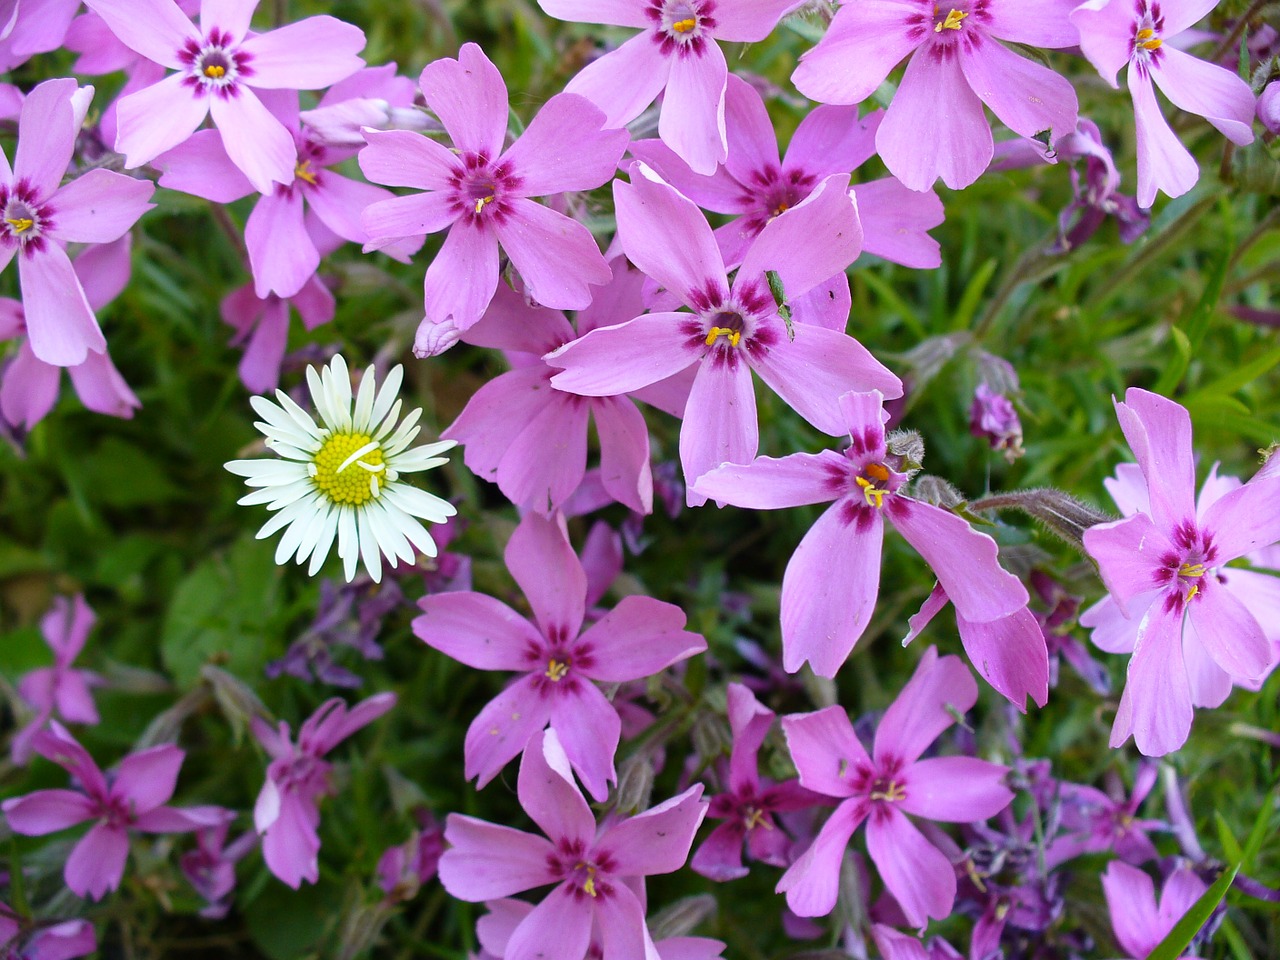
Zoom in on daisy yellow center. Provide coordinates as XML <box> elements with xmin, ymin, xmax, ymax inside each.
<box><xmin>934</xmin><ymin>8</ymin><xmax>967</xmax><ymax>31</ymax></box>
<box><xmin>313</xmin><ymin>432</ymin><xmax>385</xmax><ymax>506</ymax></box>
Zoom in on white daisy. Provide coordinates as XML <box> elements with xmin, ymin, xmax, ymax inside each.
<box><xmin>226</xmin><ymin>355</ymin><xmax>457</xmax><ymax>583</ymax></box>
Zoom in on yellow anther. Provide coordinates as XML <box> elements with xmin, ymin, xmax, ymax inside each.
<box><xmin>295</xmin><ymin>160</ymin><xmax>318</xmax><ymax>185</ymax></box>
<box><xmin>704</xmin><ymin>326</ymin><xmax>741</xmax><ymax>347</ymax></box>
<box><xmin>855</xmin><ymin>475</ymin><xmax>885</xmax><ymax>509</ymax></box>
<box><xmin>672</xmin><ymin>17</ymin><xmax>697</xmax><ymax>33</ymax></box>
<box><xmin>869</xmin><ymin>780</ymin><xmax>906</xmax><ymax>802</ymax></box>
<box><xmin>575</xmin><ymin>862</ymin><xmax>598</xmax><ymax>898</ymax></box>
<box><xmin>545</xmin><ymin>659</ymin><xmax>569</xmax><ymax>682</ymax></box>
<box><xmin>1178</xmin><ymin>562</ymin><xmax>1206</xmax><ymax>578</ymax></box>
<box><xmin>1185</xmin><ymin>584</ymin><xmax>1200</xmax><ymax>602</ymax></box>
<box><xmin>1135</xmin><ymin>27</ymin><xmax>1153</xmax><ymax>39</ymax></box>
<box><xmin>204</xmin><ymin>64</ymin><xmax>226</xmax><ymax>78</ymax></box>
<box><xmin>5</xmin><ymin>217</ymin><xmax>32</xmax><ymax>233</ymax></box>
<box><xmin>474</xmin><ymin>194</ymin><xmax>494</xmax><ymax>215</ymax></box>
<box><xmin>312</xmin><ymin>432</ymin><xmax>384</xmax><ymax>506</ymax></box>
<box><xmin>1135</xmin><ymin>27</ymin><xmax>1162</xmax><ymax>49</ymax></box>
<box><xmin>864</xmin><ymin>462</ymin><xmax>890</xmax><ymax>483</ymax></box>
<box><xmin>934</xmin><ymin>8</ymin><xmax>967</xmax><ymax>31</ymax></box>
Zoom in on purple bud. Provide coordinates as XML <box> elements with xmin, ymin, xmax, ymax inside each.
<box><xmin>969</xmin><ymin>383</ymin><xmax>1024</xmax><ymax>462</ymax></box>
<box><xmin>1259</xmin><ymin>81</ymin><xmax>1280</xmax><ymax>136</ymax></box>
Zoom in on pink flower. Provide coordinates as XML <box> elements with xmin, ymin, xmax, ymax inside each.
<box><xmin>359</xmin><ymin>43</ymin><xmax>629</xmax><ymax>356</ymax></box>
<box><xmin>180</xmin><ymin>822</ymin><xmax>257</xmax><ymax>919</ymax></box>
<box><xmin>219</xmin><ymin>274</ymin><xmax>335</xmax><ymax>394</ymax></box>
<box><xmin>1072</xmin><ymin>0</ymin><xmax>1256</xmax><ymax>206</ymax></box>
<box><xmin>0</xmin><ymin>0</ymin><xmax>79</xmax><ymax>73</ymax></box>
<box><xmin>0</xmin><ymin>905</ymin><xmax>95</xmax><ymax>960</ymax></box>
<box><xmin>250</xmin><ymin>692</ymin><xmax>397</xmax><ymax>888</ymax></box>
<box><xmin>1102</xmin><ymin>861</ymin><xmax>1207</xmax><ymax>959</ymax></box>
<box><xmin>83</xmin><ymin>0</ymin><xmax>366</xmax><ymax>193</ymax></box>
<box><xmin>778</xmin><ymin>649</ymin><xmax>1012</xmax><ymax>926</ymax></box>
<box><xmin>438</xmin><ymin>728</ymin><xmax>707</xmax><ymax>960</ymax></box>
<box><xmin>10</xmin><ymin>594</ymin><xmax>103</xmax><ymax>765</ymax></box>
<box><xmin>299</xmin><ymin>62</ymin><xmax>426</xmax><ymax>149</ymax></box>
<box><xmin>547</xmin><ymin>167</ymin><xmax>900</xmax><ymax>504</ymax></box>
<box><xmin>414</xmin><ymin>512</ymin><xmax>705</xmax><ymax>800</ymax></box>
<box><xmin>539</xmin><ymin>0</ymin><xmax>803</xmax><ymax>174</ymax></box>
<box><xmin>793</xmin><ymin>0</ymin><xmax>1080</xmax><ymax>190</ymax></box>
<box><xmin>0</xmin><ymin>79</ymin><xmax>154</xmax><ymax>365</ymax></box>
<box><xmin>2</xmin><ymin>722</ymin><xmax>229</xmax><ymax>900</ymax></box>
<box><xmin>694</xmin><ymin>390</ymin><xmax>1029</xmax><ymax>677</ymax></box>
<box><xmin>1082</xmin><ymin>389</ymin><xmax>1280</xmax><ymax>755</ymax></box>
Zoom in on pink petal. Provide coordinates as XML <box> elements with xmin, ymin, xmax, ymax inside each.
<box><xmin>50</xmin><ymin>669</ymin><xmax>101</xmax><ymax>724</ymax></box>
<box><xmin>1</xmin><ymin>340</ymin><xmax>60</xmax><ymax>429</ymax></box>
<box><xmin>517</xmin><ymin>728</ymin><xmax>596</xmax><ymax>848</ymax></box>
<box><xmin>463</xmin><ymin>677</ymin><xmax>553</xmax><ymax>789</ymax></box>
<box><xmin>853</xmin><ymin>177</ymin><xmax>944</xmax><ymax>268</ymax></box>
<box><xmin>959</xmin><ymin>35</ymin><xmax>1078</xmax><ymax>143</ymax></box>
<box><xmin>877</xmin><ymin>48</ymin><xmax>993</xmax><ymax>191</ymax></box>
<box><xmin>549</xmin><ymin>681</ymin><xmax>621</xmax><ymax>802</ymax></box>
<box><xmin>361</xmin><ymin>191</ymin><xmax>456</xmax><ymax>241</ymax></box>
<box><xmin>239</xmin><ymin>16</ymin><xmax>365</xmax><ymax>89</ymax></box>
<box><xmin>870</xmin><ymin>926</ymin><xmax>932</xmax><ymax>960</ymax></box>
<box><xmin>155</xmin><ymin>128</ymin><xmax>254</xmax><ymax>203</ymax></box>
<box><xmin>1183</xmin><ymin>616</ymin><xmax>1233</xmax><ymax>708</ymax></box>
<box><xmin>1161</xmin><ymin>0</ymin><xmax>1221</xmax><ymax>36</ymax></box>
<box><xmin>494</xmin><ymin>198</ymin><xmax>612</xmax><ymax>311</ymax></box>
<box><xmin>614</xmin><ymin>170</ymin><xmax>726</xmax><ymax>308</ymax></box>
<box><xmin>986</xmin><ymin>0</ymin><xmax>1082</xmax><ymax>47</ymax></box>
<box><xmin>209</xmin><ymin>87</ymin><xmax>296</xmax><ymax>194</ymax></box>
<box><xmin>1082</xmin><ymin>513</ymin><xmax>1173</xmax><ymax>616</ymax></box>
<box><xmin>751</xmin><ymin>323</ymin><xmax>902</xmax><ymax>435</ymax></box>
<box><xmin>358</xmin><ymin>128</ymin><xmax>460</xmax><ymax>190</ymax></box>
<box><xmin>20</xmin><ymin>243</ymin><xmax>105</xmax><ymax>366</ymax></box>
<box><xmin>504</xmin><ymin>883</ymin><xmax>594</xmax><ymax>960</ymax></box>
<box><xmin>503</xmin><ymin>92</ymin><xmax>629</xmax><ymax>196</ymax></box>
<box><xmin>42</xmin><ymin>593</ymin><xmax>95</xmax><ymax>661</ymax></box>
<box><xmin>496</xmin><ymin>390</ymin><xmax>590</xmax><ymax>514</ymax></box>
<box><xmin>955</xmin><ymin>605</ymin><xmax>1051</xmax><ymax>710</ymax></box>
<box><xmin>65</xmin><ymin>822</ymin><xmax>129</xmax><ymax>900</ymax></box>
<box><xmin>898</xmin><ymin>756</ymin><xmax>1013</xmax><ymax>822</ymax></box>
<box><xmin>776</xmin><ymin>801</ymin><xmax>866</xmax><ymax>917</ymax></box>
<box><xmin>564</xmin><ymin>31</ymin><xmax>670</xmax><ymax>128</ymax></box>
<box><xmin>1104</xmin><ymin>461</ymin><xmax>1151</xmax><ymax>516</ymax></box>
<box><xmin>15</xmin><ymin>78</ymin><xmax>78</xmax><ymax>199</ymax></box>
<box><xmin>2</xmin><ymin>788</ymin><xmax>95</xmax><ymax>834</ymax></box>
<box><xmin>680</xmin><ymin>357</ymin><xmax>757</xmax><ymax>505</ymax></box>
<box><xmin>791</xmin><ymin>2</ymin><xmax>918</xmax><ymax>104</ymax></box>
<box><xmin>421</xmin><ymin>221</ymin><xmax>500</xmax><ymax>337</ymax></box>
<box><xmin>506</xmin><ymin>512</ymin><xmax>588</xmax><ymax>642</ymax></box>
<box><xmin>781</xmin><ymin>501</ymin><xmax>884</xmax><ymax>676</ymax></box>
<box><xmin>200</xmin><ymin>0</ymin><xmax>257</xmax><ymax>39</ymax></box>
<box><xmin>444</xmin><ymin>367</ymin><xmax>555</xmax><ymax>480</ymax></box>
<box><xmin>1200</xmin><ymin>475</ymin><xmax>1280</xmax><ymax>563</ymax></box>
<box><xmin>81</xmin><ymin>0</ymin><xmax>198</xmax><ymax>69</ymax></box>
<box><xmin>874</xmin><ymin>648</ymin><xmax>976</xmax><ymax>766</ymax></box>
<box><xmin>694</xmin><ymin>450</ymin><xmax>847</xmax><ymax>509</ymax></box>
<box><xmin>114</xmin><ymin>73</ymin><xmax>210</xmax><ymax>169</ymax></box>
<box><xmin>781</xmin><ymin>705</ymin><xmax>869</xmax><ymax>797</ymax></box>
<box><xmin>691</xmin><ymin>821</ymin><xmax>749</xmax><ymax>881</ymax></box>
<box><xmin>546</xmin><ymin>313</ymin><xmax>696</xmax><ymax>396</ymax></box>
<box><xmin>414</xmin><ymin>592</ymin><xmax>541</xmax><ymax>670</ymax></box>
<box><xmin>601</xmin><ymin>782</ymin><xmax>706</xmax><ymax>876</ymax></box>
<box><xmin>1128</xmin><ymin>66</ymin><xmax>1198</xmax><ymax>207</ymax></box>
<box><xmin>659</xmin><ymin>40</ymin><xmax>728</xmax><ymax>175</ymax></box>
<box><xmin>419</xmin><ymin>42</ymin><xmax>508</xmax><ymax>158</ymax></box>
<box><xmin>726</xmin><ymin>682</ymin><xmax>773</xmax><ymax>793</ymax></box>
<box><xmin>629</xmin><ymin>137</ymin><xmax>748</xmax><ymax>214</ymax></box>
<box><xmin>785</xmin><ymin>105</ymin><xmax>881</xmax><ymax>179</ymax></box>
<box><xmin>721</xmin><ymin>75</ymin><xmax>780</xmax><ymax>185</ymax></box>
<box><xmin>31</xmin><ymin>722</ymin><xmax>108</xmax><ymax>797</ymax></box>
<box><xmin>113</xmin><ymin>744</ymin><xmax>183</xmax><ymax>813</ymax></box>
<box><xmin>1114</xmin><ymin>388</ymin><xmax>1197</xmax><ymax>531</ymax></box>
<box><xmin>246</xmin><ymin>190</ymin><xmax>318</xmax><ymax>298</ymax></box>
<box><xmin>537</xmin><ymin>0</ymin><xmax>648</xmax><ymax>26</ymax></box>
<box><xmin>259</xmin><ymin>791</ymin><xmax>321</xmax><ymax>888</ymax></box>
<box><xmin>460</xmin><ymin>280</ymin><xmax>574</xmax><ymax>353</ymax></box>
<box><xmin>304</xmin><ymin>692</ymin><xmax>396</xmax><ymax>755</ymax></box>
<box><xmin>476</xmin><ymin>899</ymin><xmax>533</xmax><ymax>958</ymax></box>
<box><xmin>1186</xmin><ymin>578</ymin><xmax>1271</xmax><ymax>681</ymax></box>
<box><xmin>1101</xmin><ymin>861</ymin><xmax>1163</xmax><ymax>959</ymax></box>
<box><xmin>864</xmin><ymin>806</ymin><xmax>956</xmax><ymax>927</ymax></box>
<box><xmin>737</xmin><ymin>173</ymin><xmax>861</xmax><ymax>300</ymax></box>
<box><xmin>789</xmin><ymin>271</ymin><xmax>852</xmax><ymax>331</ymax></box>
<box><xmin>1158</xmin><ymin>865</ymin><xmax>1209</xmax><ymax>928</ymax></box>
<box><xmin>1071</xmin><ymin>0</ymin><xmax>1138</xmax><ymax>87</ymax></box>
<box><xmin>885</xmin><ymin>497</ymin><xmax>1028</xmax><ymax>623</ymax></box>
<box><xmin>713</xmin><ymin>0</ymin><xmax>800</xmax><ymax>40</ymax></box>
<box><xmin>1110</xmin><ymin>598</ymin><xmax>1193</xmax><ymax>756</ymax></box>
<box><xmin>306</xmin><ymin>173</ymin><xmax>389</xmax><ymax>245</ymax></box>
<box><xmin>593</xmin><ymin>394</ymin><xmax>653</xmax><ymax>514</ymax></box>
<box><xmin>576</xmin><ymin>595</ymin><xmax>704</xmax><ymax>682</ymax></box>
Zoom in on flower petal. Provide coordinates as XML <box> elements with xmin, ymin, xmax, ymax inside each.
<box><xmin>575</xmin><ymin>595</ymin><xmax>705</xmax><ymax>682</ymax></box>
<box><xmin>791</xmin><ymin>2</ymin><xmax>918</xmax><ymax>104</ymax></box>
<box><xmin>505</xmin><ymin>512</ymin><xmax>588</xmax><ymax>641</ymax></box>
<box><xmin>502</xmin><ymin>93</ymin><xmax>629</xmax><ymax>196</ymax></box>
<box><xmin>680</xmin><ymin>356</ymin><xmax>758</xmax><ymax>505</ymax></box>
<box><xmin>494</xmin><ymin>198</ymin><xmax>612</xmax><ymax>311</ymax></box>
<box><xmin>694</xmin><ymin>450</ymin><xmax>848</xmax><ymax>509</ymax></box>
<box><xmin>659</xmin><ymin>40</ymin><xmax>728</xmax><ymax>175</ymax></box>
<box><xmin>82</xmin><ymin>0</ymin><xmax>198</xmax><ymax>69</ymax></box>
<box><xmin>358</xmin><ymin>128</ymin><xmax>460</xmax><ymax>190</ymax></box>
<box><xmin>504</xmin><ymin>883</ymin><xmax>594</xmax><ymax>960</ymax></box>
<box><xmin>463</xmin><ymin>677</ymin><xmax>553</xmax><ymax>789</ymax></box>
<box><xmin>776</xmin><ymin>800</ymin><xmax>866</xmax><ymax>917</ymax></box>
<box><xmin>898</xmin><ymin>756</ymin><xmax>1013</xmax><ymax>822</ymax></box>
<box><xmin>564</xmin><ymin>31</ymin><xmax>670</xmax><ymax>128</ymax></box>
<box><xmin>600</xmin><ymin>783</ymin><xmax>707</xmax><ymax>876</ymax></box>
<box><xmin>873</xmin><ymin>648</ymin><xmax>976</xmax><ymax>767</ymax></box>
<box><xmin>419</xmin><ymin>42</ymin><xmax>508</xmax><ymax>158</ymax></box>
<box><xmin>209</xmin><ymin>86</ymin><xmax>296</xmax><ymax>194</ymax></box>
<box><xmin>865</xmin><ymin>806</ymin><xmax>956</xmax><ymax>927</ymax></box>
<box><xmin>517</xmin><ymin>728</ymin><xmax>596</xmax><ymax>849</ymax></box>
<box><xmin>1111</xmin><ymin>597</ymin><xmax>1193</xmax><ymax>756</ymax></box>
<box><xmin>781</xmin><ymin>705</ymin><xmax>869</xmax><ymax>797</ymax></box>
<box><xmin>19</xmin><ymin>242</ymin><xmax>105</xmax><ymax>366</ymax></box>
<box><xmin>114</xmin><ymin>73</ymin><xmax>210</xmax><ymax>169</ymax></box>
<box><xmin>239</xmin><ymin>16</ymin><xmax>365</xmax><ymax>89</ymax></box>
<box><xmin>65</xmin><ymin>822</ymin><xmax>129</xmax><ymax>900</ymax></box>
<box><xmin>549</xmin><ymin>682</ymin><xmax>621</xmax><ymax>803</ymax></box>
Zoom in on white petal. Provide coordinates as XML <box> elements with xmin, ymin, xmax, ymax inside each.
<box><xmin>357</xmin><ymin>508</ymin><xmax>382</xmax><ymax>583</ymax></box>
<box><xmin>337</xmin><ymin>507</ymin><xmax>359</xmax><ymax>581</ymax></box>
<box><xmin>308</xmin><ymin>508</ymin><xmax>340</xmax><ymax>576</ymax></box>
<box><xmin>369</xmin><ymin>365</ymin><xmax>403</xmax><ymax>431</ymax></box>
<box><xmin>382</xmin><ymin>483</ymin><xmax>456</xmax><ymax>524</ymax></box>
<box><xmin>353</xmin><ymin>365</ymin><xmax>377</xmax><ymax>433</ymax></box>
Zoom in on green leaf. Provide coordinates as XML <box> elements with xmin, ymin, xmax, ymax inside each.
<box><xmin>1145</xmin><ymin>862</ymin><xmax>1239</xmax><ymax>960</ymax></box>
<box><xmin>951</xmin><ymin>257</ymin><xmax>998</xmax><ymax>331</ymax></box>
<box><xmin>1153</xmin><ymin>326</ymin><xmax>1192</xmax><ymax>396</ymax></box>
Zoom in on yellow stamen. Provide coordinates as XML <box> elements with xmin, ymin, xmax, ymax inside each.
<box><xmin>934</xmin><ymin>8</ymin><xmax>967</xmax><ymax>32</ymax></box>
<box><xmin>474</xmin><ymin>194</ymin><xmax>494</xmax><ymax>215</ymax></box>
<box><xmin>5</xmin><ymin>217</ymin><xmax>32</xmax><ymax>233</ymax></box>
<box><xmin>869</xmin><ymin>780</ymin><xmax>906</xmax><ymax>802</ymax></box>
<box><xmin>1136</xmin><ymin>27</ymin><xmax>1162</xmax><ymax>49</ymax></box>
<box><xmin>204</xmin><ymin>64</ymin><xmax>226</xmax><ymax>78</ymax></box>
<box><xmin>1179</xmin><ymin>562</ymin><xmax>1206</xmax><ymax>578</ymax></box>
<box><xmin>295</xmin><ymin>160</ymin><xmax>318</xmax><ymax>185</ymax></box>
<box><xmin>855</xmin><ymin>475</ymin><xmax>886</xmax><ymax>509</ymax></box>
<box><xmin>545</xmin><ymin>659</ymin><xmax>569</xmax><ymax>682</ymax></box>
<box><xmin>743</xmin><ymin>807</ymin><xmax>773</xmax><ymax>831</ymax></box>
<box><xmin>672</xmin><ymin>17</ymin><xmax>697</xmax><ymax>33</ymax></box>
<box><xmin>576</xmin><ymin>862</ymin><xmax>598</xmax><ymax>898</ymax></box>
<box><xmin>704</xmin><ymin>326</ymin><xmax>741</xmax><ymax>347</ymax></box>
<box><xmin>1185</xmin><ymin>584</ymin><xmax>1199</xmax><ymax>602</ymax></box>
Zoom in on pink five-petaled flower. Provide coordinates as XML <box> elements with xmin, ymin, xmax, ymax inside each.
<box><xmin>691</xmin><ymin>682</ymin><xmax>824</xmax><ymax>881</ymax></box>
<box><xmin>777</xmin><ymin>648</ymin><xmax>1013</xmax><ymax>927</ymax></box>
<box><xmin>1081</xmin><ymin>389</ymin><xmax>1280</xmax><ymax>756</ymax></box>
<box><xmin>792</xmin><ymin>0</ymin><xmax>1080</xmax><ymax>191</ymax></box>
<box><xmin>694</xmin><ymin>390</ymin><xmax>1029</xmax><ymax>677</ymax></box>
<box><xmin>10</xmin><ymin>594</ymin><xmax>102</xmax><ymax>766</ymax></box>
<box><xmin>1102</xmin><ymin>861</ymin><xmax>1208</xmax><ymax>960</ymax></box>
<box><xmin>0</xmin><ymin>78</ymin><xmax>154</xmax><ymax>366</ymax></box>
<box><xmin>250</xmin><ymin>691</ymin><xmax>397</xmax><ymax>888</ymax></box>
<box><xmin>438</xmin><ymin>728</ymin><xmax>708</xmax><ymax>960</ymax></box>
<box><xmin>1</xmin><ymin>722</ymin><xmax>229</xmax><ymax>900</ymax></box>
<box><xmin>538</xmin><ymin>0</ymin><xmax>803</xmax><ymax>175</ymax></box>
<box><xmin>359</xmin><ymin>43</ymin><xmax>630</xmax><ymax>357</ymax></box>
<box><xmin>413</xmin><ymin>512</ymin><xmax>706</xmax><ymax>801</ymax></box>
<box><xmin>82</xmin><ymin>0</ymin><xmax>365</xmax><ymax>194</ymax></box>
<box><xmin>547</xmin><ymin>166</ymin><xmax>901</xmax><ymax>505</ymax></box>
<box><xmin>1071</xmin><ymin>0</ymin><xmax>1256</xmax><ymax>207</ymax></box>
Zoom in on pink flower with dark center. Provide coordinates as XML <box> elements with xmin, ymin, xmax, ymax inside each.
<box><xmin>778</xmin><ymin>649</ymin><xmax>1013</xmax><ymax>927</ymax></box>
<box><xmin>82</xmin><ymin>0</ymin><xmax>366</xmax><ymax>193</ymax></box>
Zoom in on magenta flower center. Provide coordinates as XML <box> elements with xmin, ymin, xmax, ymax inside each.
<box><xmin>1155</xmin><ymin>522</ymin><xmax>1218</xmax><ymax>605</ymax></box>
<box><xmin>735</xmin><ymin>169</ymin><xmax>818</xmax><ymax>238</ymax></box>
<box><xmin>680</xmin><ymin>281</ymin><xmax>779</xmax><ymax>367</ymax></box>
<box><xmin>647</xmin><ymin>0</ymin><xmax>718</xmax><ymax>57</ymax></box>
<box><xmin>910</xmin><ymin>0</ymin><xmax>990</xmax><ymax>58</ymax></box>
<box><xmin>868</xmin><ymin>776</ymin><xmax>907</xmax><ymax>803</ymax></box>
<box><xmin>0</xmin><ymin>188</ymin><xmax>51</xmax><ymax>253</ymax></box>
<box><xmin>447</xmin><ymin>154</ymin><xmax>522</xmax><ymax>227</ymax></box>
<box><xmin>550</xmin><ymin>840</ymin><xmax>617</xmax><ymax>900</ymax></box>
<box><xmin>1129</xmin><ymin>3</ymin><xmax>1166</xmax><ymax>71</ymax></box>
<box><xmin>178</xmin><ymin>30</ymin><xmax>255</xmax><ymax>98</ymax></box>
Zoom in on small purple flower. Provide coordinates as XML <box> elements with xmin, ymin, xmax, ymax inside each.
<box><xmin>376</xmin><ymin>811</ymin><xmax>444</xmax><ymax>904</ymax></box>
<box><xmin>180</xmin><ymin>822</ymin><xmax>257</xmax><ymax>919</ymax></box>
<box><xmin>251</xmin><ymin>692</ymin><xmax>397</xmax><ymax>888</ymax></box>
<box><xmin>2</xmin><ymin>722</ymin><xmax>229</xmax><ymax>900</ymax></box>
<box><xmin>1048</xmin><ymin>762</ymin><xmax>1166</xmax><ymax>868</ymax></box>
<box><xmin>969</xmin><ymin>381</ymin><xmax>1023</xmax><ymax>462</ymax></box>
<box><xmin>777</xmin><ymin>649</ymin><xmax>1013</xmax><ymax>927</ymax></box>
<box><xmin>0</xmin><ymin>904</ymin><xmax>96</xmax><ymax>960</ymax></box>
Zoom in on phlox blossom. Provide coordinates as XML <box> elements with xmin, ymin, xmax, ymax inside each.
<box><xmin>1102</xmin><ymin>861</ymin><xmax>1208</xmax><ymax>960</ymax></box>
